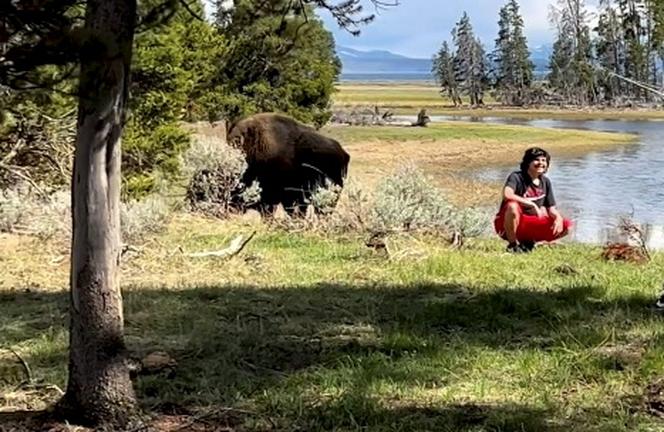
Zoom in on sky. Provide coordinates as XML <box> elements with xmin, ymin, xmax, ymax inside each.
<box><xmin>317</xmin><ymin>0</ymin><xmax>600</xmax><ymax>58</ymax></box>
<box><xmin>203</xmin><ymin>1</ymin><xmax>600</xmax><ymax>59</ymax></box>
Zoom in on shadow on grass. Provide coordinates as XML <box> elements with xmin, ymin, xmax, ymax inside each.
<box><xmin>0</xmin><ymin>282</ymin><xmax>658</xmax><ymax>430</ymax></box>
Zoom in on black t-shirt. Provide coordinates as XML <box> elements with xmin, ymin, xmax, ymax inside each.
<box><xmin>500</xmin><ymin>171</ymin><xmax>556</xmax><ymax>215</ymax></box>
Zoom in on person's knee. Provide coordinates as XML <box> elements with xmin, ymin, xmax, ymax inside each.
<box><xmin>505</xmin><ymin>201</ymin><xmax>520</xmax><ymax>217</ymax></box>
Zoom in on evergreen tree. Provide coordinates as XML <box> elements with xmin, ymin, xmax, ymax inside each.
<box><xmin>469</xmin><ymin>37</ymin><xmax>489</xmax><ymax>106</ymax></box>
<box><xmin>494</xmin><ymin>4</ymin><xmax>513</xmax><ymax>95</ymax></box>
<box><xmin>652</xmin><ymin>0</ymin><xmax>664</xmax><ymax>84</ymax></box>
<box><xmin>493</xmin><ymin>0</ymin><xmax>533</xmax><ymax>105</ymax></box>
<box><xmin>509</xmin><ymin>0</ymin><xmax>534</xmax><ymax>102</ymax></box>
<box><xmin>432</xmin><ymin>41</ymin><xmax>462</xmax><ymax>106</ymax></box>
<box><xmin>212</xmin><ymin>0</ymin><xmax>341</xmax><ymax>127</ymax></box>
<box><xmin>452</xmin><ymin>12</ymin><xmax>487</xmax><ymax>106</ymax></box>
<box><xmin>123</xmin><ymin>2</ymin><xmax>217</xmax><ymax>197</ymax></box>
<box><xmin>653</xmin><ymin>0</ymin><xmax>664</xmax><ymax>50</ymax></box>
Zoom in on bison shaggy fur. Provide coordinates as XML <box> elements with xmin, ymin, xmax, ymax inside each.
<box><xmin>227</xmin><ymin>113</ymin><xmax>350</xmax><ymax>211</ymax></box>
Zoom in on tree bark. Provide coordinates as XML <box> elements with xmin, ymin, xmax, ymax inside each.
<box><xmin>58</xmin><ymin>0</ymin><xmax>138</xmax><ymax>428</ymax></box>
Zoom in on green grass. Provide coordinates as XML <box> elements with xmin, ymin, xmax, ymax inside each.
<box><xmin>2</xmin><ymin>219</ymin><xmax>664</xmax><ymax>431</ymax></box>
<box><xmin>325</xmin><ymin>121</ymin><xmax>635</xmax><ymax>145</ymax></box>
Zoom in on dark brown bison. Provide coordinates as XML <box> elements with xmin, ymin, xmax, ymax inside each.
<box><xmin>227</xmin><ymin>113</ymin><xmax>350</xmax><ymax>211</ymax></box>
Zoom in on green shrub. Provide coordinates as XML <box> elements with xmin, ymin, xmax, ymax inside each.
<box><xmin>123</xmin><ymin>123</ymin><xmax>191</xmax><ymax>199</ymax></box>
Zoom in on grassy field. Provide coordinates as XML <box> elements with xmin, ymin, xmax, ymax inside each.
<box><xmin>0</xmin><ymin>120</ymin><xmax>652</xmax><ymax>431</ymax></box>
<box><xmin>334</xmin><ymin>83</ymin><xmax>664</xmax><ymax>120</ymax></box>
<box><xmin>2</xmin><ymin>214</ymin><xmax>664</xmax><ymax>431</ymax></box>
<box><xmin>333</xmin><ymin>83</ymin><xmax>465</xmax><ymax>108</ymax></box>
<box><xmin>324</xmin><ymin>122</ymin><xmax>636</xmax><ymax>205</ymax></box>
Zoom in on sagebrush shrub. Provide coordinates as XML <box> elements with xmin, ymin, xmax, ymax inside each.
<box><xmin>370</xmin><ymin>164</ymin><xmax>488</xmax><ymax>238</ymax></box>
<box><xmin>0</xmin><ymin>187</ymin><xmax>26</xmax><ymax>233</ymax></box>
<box><xmin>308</xmin><ymin>180</ymin><xmax>343</xmax><ymax>214</ymax></box>
<box><xmin>275</xmin><ymin>165</ymin><xmax>489</xmax><ymax>242</ymax></box>
<box><xmin>121</xmin><ymin>195</ymin><xmax>171</xmax><ymax>243</ymax></box>
<box><xmin>1</xmin><ymin>183</ymin><xmax>171</xmax><ymax>243</ymax></box>
<box><xmin>184</xmin><ymin>134</ymin><xmax>260</xmax><ymax>216</ymax></box>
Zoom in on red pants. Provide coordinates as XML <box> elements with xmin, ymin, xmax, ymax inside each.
<box><xmin>494</xmin><ymin>202</ymin><xmax>573</xmax><ymax>242</ymax></box>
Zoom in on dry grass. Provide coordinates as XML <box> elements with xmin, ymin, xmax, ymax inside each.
<box><xmin>334</xmin><ymin>83</ymin><xmax>664</xmax><ymax>120</ymax></box>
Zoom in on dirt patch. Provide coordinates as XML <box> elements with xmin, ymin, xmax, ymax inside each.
<box><xmin>595</xmin><ymin>342</ymin><xmax>646</xmax><ymax>371</ymax></box>
<box><xmin>643</xmin><ymin>378</ymin><xmax>664</xmax><ymax>418</ymax></box>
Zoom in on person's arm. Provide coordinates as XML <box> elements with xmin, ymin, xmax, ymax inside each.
<box><xmin>503</xmin><ymin>185</ymin><xmax>539</xmax><ymax>212</ymax></box>
<box><xmin>548</xmin><ymin>206</ymin><xmax>564</xmax><ymax>235</ymax></box>
<box><xmin>544</xmin><ymin>178</ymin><xmax>563</xmax><ymax>234</ymax></box>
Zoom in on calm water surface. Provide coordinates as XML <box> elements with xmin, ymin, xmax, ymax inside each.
<box><xmin>405</xmin><ymin>115</ymin><xmax>664</xmax><ymax>248</ymax></box>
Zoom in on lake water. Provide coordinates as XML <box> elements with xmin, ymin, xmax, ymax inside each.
<box><xmin>401</xmin><ymin>115</ymin><xmax>664</xmax><ymax>248</ymax></box>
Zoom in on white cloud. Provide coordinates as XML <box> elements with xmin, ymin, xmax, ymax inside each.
<box><xmin>204</xmin><ymin>0</ymin><xmax>603</xmax><ymax>58</ymax></box>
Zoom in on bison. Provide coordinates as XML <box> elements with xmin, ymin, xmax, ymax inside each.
<box><xmin>227</xmin><ymin>113</ymin><xmax>350</xmax><ymax>212</ymax></box>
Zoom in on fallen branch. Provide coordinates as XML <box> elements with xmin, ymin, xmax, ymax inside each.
<box><xmin>0</xmin><ymin>163</ymin><xmax>47</xmax><ymax>196</ymax></box>
<box><xmin>186</xmin><ymin>231</ymin><xmax>256</xmax><ymax>259</ymax></box>
<box><xmin>17</xmin><ymin>383</ymin><xmax>65</xmax><ymax>396</ymax></box>
<box><xmin>4</xmin><ymin>347</ymin><xmax>33</xmax><ymax>384</ymax></box>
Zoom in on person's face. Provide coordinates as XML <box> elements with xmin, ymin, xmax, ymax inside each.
<box><xmin>528</xmin><ymin>156</ymin><xmax>548</xmax><ymax>176</ymax></box>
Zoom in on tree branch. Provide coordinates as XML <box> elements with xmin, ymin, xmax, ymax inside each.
<box><xmin>308</xmin><ymin>0</ymin><xmax>398</xmax><ymax>35</ymax></box>
<box><xmin>178</xmin><ymin>0</ymin><xmax>205</xmax><ymax>22</ymax></box>
<box><xmin>186</xmin><ymin>232</ymin><xmax>256</xmax><ymax>258</ymax></box>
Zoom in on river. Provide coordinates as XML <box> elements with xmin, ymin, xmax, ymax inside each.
<box><xmin>408</xmin><ymin>115</ymin><xmax>664</xmax><ymax>248</ymax></box>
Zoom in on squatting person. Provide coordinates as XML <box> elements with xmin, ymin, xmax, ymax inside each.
<box><xmin>494</xmin><ymin>147</ymin><xmax>573</xmax><ymax>253</ymax></box>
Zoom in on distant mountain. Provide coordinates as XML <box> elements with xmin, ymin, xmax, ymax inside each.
<box><xmin>337</xmin><ymin>44</ymin><xmax>554</xmax><ymax>80</ymax></box>
<box><xmin>337</xmin><ymin>46</ymin><xmax>432</xmax><ymax>75</ymax></box>
<box><xmin>530</xmin><ymin>44</ymin><xmax>554</xmax><ymax>77</ymax></box>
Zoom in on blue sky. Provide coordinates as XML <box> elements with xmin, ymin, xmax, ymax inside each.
<box><xmin>205</xmin><ymin>1</ymin><xmax>600</xmax><ymax>59</ymax></box>
<box><xmin>317</xmin><ymin>0</ymin><xmax>600</xmax><ymax>58</ymax></box>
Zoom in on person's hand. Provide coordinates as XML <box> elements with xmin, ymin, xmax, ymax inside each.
<box><xmin>552</xmin><ymin>215</ymin><xmax>564</xmax><ymax>235</ymax></box>
<box><xmin>528</xmin><ymin>202</ymin><xmax>546</xmax><ymax>218</ymax></box>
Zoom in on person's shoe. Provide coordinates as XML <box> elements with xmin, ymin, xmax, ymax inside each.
<box><xmin>506</xmin><ymin>242</ymin><xmax>526</xmax><ymax>253</ymax></box>
<box><xmin>655</xmin><ymin>290</ymin><xmax>664</xmax><ymax>309</ymax></box>
<box><xmin>521</xmin><ymin>240</ymin><xmax>536</xmax><ymax>252</ymax></box>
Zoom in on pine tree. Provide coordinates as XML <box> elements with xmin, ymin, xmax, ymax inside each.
<box><xmin>212</xmin><ymin>0</ymin><xmax>341</xmax><ymax>127</ymax></box>
<box><xmin>493</xmin><ymin>0</ymin><xmax>533</xmax><ymax>105</ymax></box>
<box><xmin>494</xmin><ymin>4</ymin><xmax>513</xmax><ymax>98</ymax></box>
<box><xmin>653</xmin><ymin>0</ymin><xmax>664</xmax><ymax>50</ymax></box>
<box><xmin>469</xmin><ymin>37</ymin><xmax>488</xmax><ymax>106</ymax></box>
<box><xmin>509</xmin><ymin>0</ymin><xmax>534</xmax><ymax>102</ymax></box>
<box><xmin>452</xmin><ymin>12</ymin><xmax>487</xmax><ymax>106</ymax></box>
<box><xmin>432</xmin><ymin>41</ymin><xmax>462</xmax><ymax>106</ymax></box>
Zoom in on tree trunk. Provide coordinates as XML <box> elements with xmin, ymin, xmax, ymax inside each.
<box><xmin>58</xmin><ymin>0</ymin><xmax>138</xmax><ymax>428</ymax></box>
